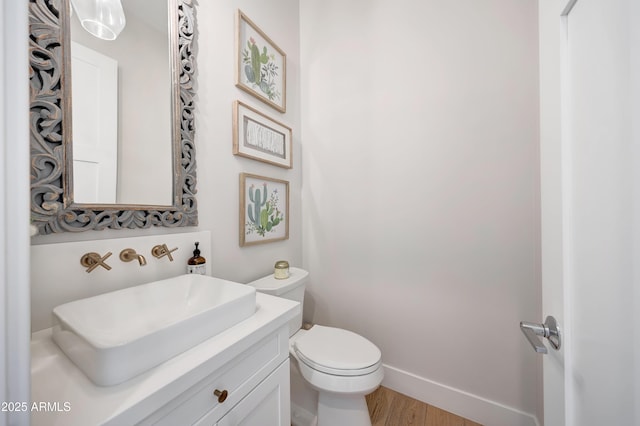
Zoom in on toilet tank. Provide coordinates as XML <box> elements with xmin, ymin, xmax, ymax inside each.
<box><xmin>247</xmin><ymin>267</ymin><xmax>309</xmax><ymax>337</ymax></box>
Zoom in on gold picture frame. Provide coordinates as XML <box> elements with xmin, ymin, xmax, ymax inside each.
<box><xmin>239</xmin><ymin>173</ymin><xmax>289</xmax><ymax>246</ymax></box>
<box><xmin>235</xmin><ymin>10</ymin><xmax>287</xmax><ymax>113</ymax></box>
<box><xmin>233</xmin><ymin>101</ymin><xmax>292</xmax><ymax>168</ymax></box>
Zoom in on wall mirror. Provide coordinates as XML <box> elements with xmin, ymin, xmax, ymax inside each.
<box><xmin>29</xmin><ymin>0</ymin><xmax>197</xmax><ymax>234</ymax></box>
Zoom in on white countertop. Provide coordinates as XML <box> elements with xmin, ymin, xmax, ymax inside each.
<box><xmin>31</xmin><ymin>293</ymin><xmax>299</xmax><ymax>426</ymax></box>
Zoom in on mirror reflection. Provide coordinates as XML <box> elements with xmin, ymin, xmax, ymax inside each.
<box><xmin>29</xmin><ymin>0</ymin><xmax>197</xmax><ymax>234</ymax></box>
<box><xmin>70</xmin><ymin>0</ymin><xmax>173</xmax><ymax>205</ymax></box>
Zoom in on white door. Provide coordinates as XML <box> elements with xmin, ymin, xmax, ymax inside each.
<box><xmin>71</xmin><ymin>41</ymin><xmax>118</xmax><ymax>204</ymax></box>
<box><xmin>539</xmin><ymin>0</ymin><xmax>639</xmax><ymax>425</ymax></box>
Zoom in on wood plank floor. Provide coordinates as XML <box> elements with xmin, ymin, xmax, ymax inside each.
<box><xmin>366</xmin><ymin>386</ymin><xmax>483</xmax><ymax>426</ymax></box>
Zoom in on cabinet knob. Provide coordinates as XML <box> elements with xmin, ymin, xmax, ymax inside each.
<box><xmin>213</xmin><ymin>389</ymin><xmax>228</xmax><ymax>403</ymax></box>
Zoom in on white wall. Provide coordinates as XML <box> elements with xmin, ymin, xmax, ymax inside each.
<box><xmin>300</xmin><ymin>1</ymin><xmax>541</xmax><ymax>424</ymax></box>
<box><xmin>193</xmin><ymin>0</ymin><xmax>302</xmax><ymax>284</ymax></box>
<box><xmin>31</xmin><ymin>0</ymin><xmax>302</xmax><ymax>300</ymax></box>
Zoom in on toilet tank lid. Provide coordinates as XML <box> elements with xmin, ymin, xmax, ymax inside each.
<box><xmin>247</xmin><ymin>267</ymin><xmax>309</xmax><ymax>296</ymax></box>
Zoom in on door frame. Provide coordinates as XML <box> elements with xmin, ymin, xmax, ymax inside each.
<box><xmin>0</xmin><ymin>0</ymin><xmax>31</xmax><ymax>425</ymax></box>
<box><xmin>539</xmin><ymin>0</ymin><xmax>570</xmax><ymax>423</ymax></box>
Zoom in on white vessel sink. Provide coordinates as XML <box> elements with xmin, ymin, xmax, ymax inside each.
<box><xmin>51</xmin><ymin>274</ymin><xmax>256</xmax><ymax>386</ymax></box>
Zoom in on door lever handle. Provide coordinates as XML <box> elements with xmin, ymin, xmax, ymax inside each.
<box><xmin>520</xmin><ymin>316</ymin><xmax>561</xmax><ymax>354</ymax></box>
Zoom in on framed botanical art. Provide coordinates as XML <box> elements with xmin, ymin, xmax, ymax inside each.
<box><xmin>233</xmin><ymin>100</ymin><xmax>292</xmax><ymax>168</ymax></box>
<box><xmin>239</xmin><ymin>173</ymin><xmax>289</xmax><ymax>246</ymax></box>
<box><xmin>235</xmin><ymin>10</ymin><xmax>287</xmax><ymax>113</ymax></box>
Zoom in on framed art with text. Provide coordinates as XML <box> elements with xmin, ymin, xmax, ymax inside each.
<box><xmin>233</xmin><ymin>101</ymin><xmax>292</xmax><ymax>168</ymax></box>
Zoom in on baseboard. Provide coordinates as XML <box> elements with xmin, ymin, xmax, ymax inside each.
<box><xmin>381</xmin><ymin>364</ymin><xmax>540</xmax><ymax>426</ymax></box>
<box><xmin>291</xmin><ymin>402</ymin><xmax>317</xmax><ymax>426</ymax></box>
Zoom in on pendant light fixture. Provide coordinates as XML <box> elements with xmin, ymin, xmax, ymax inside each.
<box><xmin>70</xmin><ymin>0</ymin><xmax>126</xmax><ymax>41</ymax></box>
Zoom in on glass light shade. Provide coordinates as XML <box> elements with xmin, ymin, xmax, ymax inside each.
<box><xmin>70</xmin><ymin>0</ymin><xmax>126</xmax><ymax>41</ymax></box>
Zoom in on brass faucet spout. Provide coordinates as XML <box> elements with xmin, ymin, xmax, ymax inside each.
<box><xmin>119</xmin><ymin>248</ymin><xmax>147</xmax><ymax>266</ymax></box>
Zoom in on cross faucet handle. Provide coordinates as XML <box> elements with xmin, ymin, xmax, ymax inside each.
<box><xmin>80</xmin><ymin>252</ymin><xmax>113</xmax><ymax>273</ymax></box>
<box><xmin>151</xmin><ymin>244</ymin><xmax>178</xmax><ymax>262</ymax></box>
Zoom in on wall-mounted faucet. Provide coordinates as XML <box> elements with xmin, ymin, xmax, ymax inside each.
<box><xmin>151</xmin><ymin>244</ymin><xmax>178</xmax><ymax>262</ymax></box>
<box><xmin>119</xmin><ymin>248</ymin><xmax>147</xmax><ymax>266</ymax></box>
<box><xmin>80</xmin><ymin>251</ymin><xmax>112</xmax><ymax>273</ymax></box>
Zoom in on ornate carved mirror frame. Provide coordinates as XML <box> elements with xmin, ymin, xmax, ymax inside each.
<box><xmin>29</xmin><ymin>0</ymin><xmax>197</xmax><ymax>234</ymax></box>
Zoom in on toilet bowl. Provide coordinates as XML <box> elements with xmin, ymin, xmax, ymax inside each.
<box><xmin>248</xmin><ymin>268</ymin><xmax>383</xmax><ymax>426</ymax></box>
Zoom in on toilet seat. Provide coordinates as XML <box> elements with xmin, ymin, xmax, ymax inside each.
<box><xmin>293</xmin><ymin>325</ymin><xmax>382</xmax><ymax>376</ymax></box>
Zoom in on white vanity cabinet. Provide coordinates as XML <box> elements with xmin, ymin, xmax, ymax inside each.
<box><xmin>142</xmin><ymin>328</ymin><xmax>290</xmax><ymax>426</ymax></box>
<box><xmin>31</xmin><ymin>293</ymin><xmax>298</xmax><ymax>426</ymax></box>
<box><xmin>215</xmin><ymin>360</ymin><xmax>289</xmax><ymax>426</ymax></box>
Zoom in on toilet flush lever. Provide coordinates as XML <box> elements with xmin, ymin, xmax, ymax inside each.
<box><xmin>519</xmin><ymin>316</ymin><xmax>561</xmax><ymax>354</ymax></box>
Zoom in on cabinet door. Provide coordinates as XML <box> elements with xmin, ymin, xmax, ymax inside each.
<box><xmin>216</xmin><ymin>359</ymin><xmax>290</xmax><ymax>426</ymax></box>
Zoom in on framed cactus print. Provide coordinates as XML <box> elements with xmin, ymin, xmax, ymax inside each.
<box><xmin>239</xmin><ymin>173</ymin><xmax>289</xmax><ymax>246</ymax></box>
<box><xmin>233</xmin><ymin>101</ymin><xmax>292</xmax><ymax>168</ymax></box>
<box><xmin>235</xmin><ymin>10</ymin><xmax>287</xmax><ymax>113</ymax></box>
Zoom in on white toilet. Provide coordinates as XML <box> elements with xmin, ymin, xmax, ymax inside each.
<box><xmin>248</xmin><ymin>267</ymin><xmax>383</xmax><ymax>426</ymax></box>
